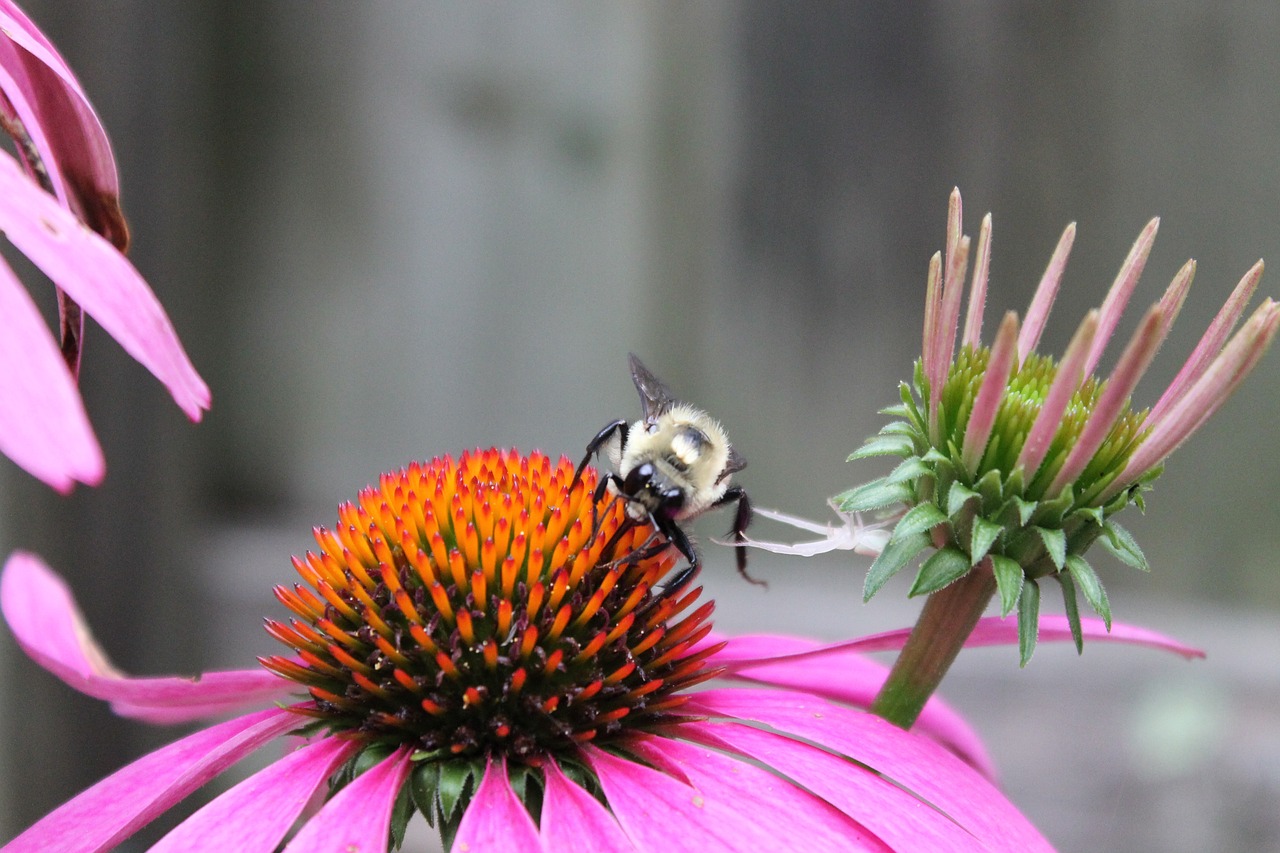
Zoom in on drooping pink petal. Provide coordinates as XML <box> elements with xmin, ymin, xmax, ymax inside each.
<box><xmin>707</xmin><ymin>633</ymin><xmax>995</xmax><ymax>778</ymax></box>
<box><xmin>1015</xmin><ymin>309</ymin><xmax>1098</xmax><ymax>476</ymax></box>
<box><xmin>454</xmin><ymin>756</ymin><xmax>542</xmax><ymax>852</ymax></box>
<box><xmin>682</xmin><ymin>720</ymin><xmax>986</xmax><ymax>852</ymax></box>
<box><xmin>1082</xmin><ymin>217</ymin><xmax>1159</xmax><ymax>377</ymax></box>
<box><xmin>1017</xmin><ymin>222</ymin><xmax>1076</xmax><ymax>358</ymax></box>
<box><xmin>588</xmin><ymin>739</ymin><xmax>888</xmax><ymax>852</ymax></box>
<box><xmin>0</xmin><ymin>254</ymin><xmax>102</xmax><ymax>490</ymax></box>
<box><xmin>1046</xmin><ymin>305</ymin><xmax>1165</xmax><ymax>498</ymax></box>
<box><xmin>1148</xmin><ymin>258</ymin><xmax>1264</xmax><ymax>423</ymax></box>
<box><xmin>281</xmin><ymin>746</ymin><xmax>412</xmax><ymax>853</ymax></box>
<box><xmin>0</xmin><ymin>0</ymin><xmax>126</xmax><ymax>246</ymax></box>
<box><xmin>960</xmin><ymin>212</ymin><xmax>992</xmax><ymax>348</ymax></box>
<box><xmin>961</xmin><ymin>311</ymin><xmax>1019</xmax><ymax>474</ymax></box>
<box><xmin>688</xmin><ymin>688</ymin><xmax>1053</xmax><ymax>852</ymax></box>
<box><xmin>540</xmin><ymin>761</ymin><xmax>636</xmax><ymax>853</ymax></box>
<box><xmin>0</xmin><ymin>154</ymin><xmax>209</xmax><ymax>419</ymax></box>
<box><xmin>149</xmin><ymin>736</ymin><xmax>359</xmax><ymax>853</ymax></box>
<box><xmin>710</xmin><ymin>615</ymin><xmax>1203</xmax><ymax>665</ymax></box>
<box><xmin>3</xmin><ymin>706</ymin><xmax>298</xmax><ymax>853</ymax></box>
<box><xmin>1</xmin><ymin>552</ymin><xmax>292</xmax><ymax>721</ymax></box>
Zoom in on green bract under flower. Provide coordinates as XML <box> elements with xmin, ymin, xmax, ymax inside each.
<box><xmin>840</xmin><ymin>189</ymin><xmax>1278</xmax><ymax>664</ymax></box>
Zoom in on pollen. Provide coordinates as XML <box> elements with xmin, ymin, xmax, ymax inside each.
<box><xmin>260</xmin><ymin>448</ymin><xmax>721</xmax><ymax>759</ymax></box>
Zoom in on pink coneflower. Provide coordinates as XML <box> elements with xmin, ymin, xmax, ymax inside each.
<box><xmin>0</xmin><ymin>0</ymin><xmax>208</xmax><ymax>491</ymax></box>
<box><xmin>2</xmin><ymin>449</ymin><xmax>1199</xmax><ymax>852</ymax></box>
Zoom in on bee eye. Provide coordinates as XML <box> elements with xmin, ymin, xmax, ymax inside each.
<box><xmin>623</xmin><ymin>464</ymin><xmax>654</xmax><ymax>493</ymax></box>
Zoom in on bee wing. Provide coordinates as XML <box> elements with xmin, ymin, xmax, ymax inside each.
<box><xmin>718</xmin><ymin>445</ymin><xmax>747</xmax><ymax>483</ymax></box>
<box><xmin>628</xmin><ymin>353</ymin><xmax>678</xmax><ymax>424</ymax></box>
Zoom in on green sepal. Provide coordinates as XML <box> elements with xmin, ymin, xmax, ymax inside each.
<box><xmin>389</xmin><ymin>774</ymin><xmax>416</xmax><ymax>851</ymax></box>
<box><xmin>886</xmin><ymin>457</ymin><xmax>933</xmax><ymax>485</ymax></box>
<box><xmin>1014</xmin><ymin>497</ymin><xmax>1038</xmax><ymax>526</ymax></box>
<box><xmin>974</xmin><ymin>469</ymin><xmax>1004</xmax><ymax>507</ymax></box>
<box><xmin>991</xmin><ymin>554</ymin><xmax>1023</xmax><ymax>616</ymax></box>
<box><xmin>921</xmin><ymin>447</ymin><xmax>950</xmax><ymax>465</ymax></box>
<box><xmin>1066</xmin><ymin>554</ymin><xmax>1111</xmax><ymax>628</ymax></box>
<box><xmin>891</xmin><ymin>503</ymin><xmax>948</xmax><ymax>542</ymax></box>
<box><xmin>1058</xmin><ymin>571</ymin><xmax>1084</xmax><ymax>654</ymax></box>
<box><xmin>1018</xmin><ymin>579</ymin><xmax>1041</xmax><ymax>667</ymax></box>
<box><xmin>1036</xmin><ymin>526</ymin><xmax>1067</xmax><ymax>569</ymax></box>
<box><xmin>1003</xmin><ymin>467</ymin><xmax>1026</xmax><ymax>499</ymax></box>
<box><xmin>847</xmin><ymin>435</ymin><xmax>914</xmax><ymax>461</ymax></box>
<box><xmin>969</xmin><ymin>516</ymin><xmax>1003</xmax><ymax>565</ymax></box>
<box><xmin>1099</xmin><ymin>520</ymin><xmax>1149</xmax><ymax>571</ymax></box>
<box><xmin>836</xmin><ymin>478</ymin><xmax>913</xmax><ymax>513</ymax></box>
<box><xmin>437</xmin><ymin>759</ymin><xmax>482</xmax><ymax>825</ymax></box>
<box><xmin>1075</xmin><ymin>505</ymin><xmax>1105</xmax><ymax>528</ymax></box>
<box><xmin>1035</xmin><ymin>485</ymin><xmax>1075</xmax><ymax>527</ymax></box>
<box><xmin>864</xmin><ymin>531</ymin><xmax>930</xmax><ymax>601</ymax></box>
<box><xmin>878</xmin><ymin>419</ymin><xmax>917</xmax><ymax>436</ymax></box>
<box><xmin>946</xmin><ymin>482</ymin><xmax>981</xmax><ymax>518</ymax></box>
<box><xmin>879</xmin><ymin>404</ymin><xmax>911</xmax><ymax>419</ymax></box>
<box><xmin>410</xmin><ymin>762</ymin><xmax>441</xmax><ymax>827</ymax></box>
<box><xmin>909</xmin><ymin>547</ymin><xmax>972</xmax><ymax>597</ymax></box>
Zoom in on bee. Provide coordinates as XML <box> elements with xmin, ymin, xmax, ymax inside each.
<box><xmin>573</xmin><ymin>354</ymin><xmax>757</xmax><ymax>592</ymax></box>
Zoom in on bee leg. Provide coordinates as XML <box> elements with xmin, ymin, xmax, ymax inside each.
<box><xmin>653</xmin><ymin>513</ymin><xmax>701</xmax><ymax>595</ymax></box>
<box><xmin>572</xmin><ymin>419</ymin><xmax>629</xmax><ymax>489</ymax></box>
<box><xmin>713</xmin><ymin>487</ymin><xmax>763</xmax><ymax>587</ymax></box>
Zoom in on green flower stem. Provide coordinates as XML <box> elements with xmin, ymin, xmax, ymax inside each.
<box><xmin>870</xmin><ymin>560</ymin><xmax>997</xmax><ymax>729</ymax></box>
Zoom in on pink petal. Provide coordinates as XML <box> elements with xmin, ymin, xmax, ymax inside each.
<box><xmin>1017</xmin><ymin>222</ymin><xmax>1076</xmax><ymax>358</ymax></box>
<box><xmin>0</xmin><ymin>0</ymin><xmax>126</xmax><ymax>245</ymax></box>
<box><xmin>0</xmin><ymin>154</ymin><xmax>209</xmax><ymax>419</ymax></box>
<box><xmin>1015</xmin><ymin>309</ymin><xmax>1098</xmax><ymax>476</ymax></box>
<box><xmin>1046</xmin><ymin>304</ymin><xmax>1165</xmax><ymax>498</ymax></box>
<box><xmin>710</xmin><ymin>615</ymin><xmax>1202</xmax><ymax>664</ymax></box>
<box><xmin>540</xmin><ymin>761</ymin><xmax>636</xmax><ymax>853</ymax></box>
<box><xmin>282</xmin><ymin>746</ymin><xmax>413</xmax><ymax>853</ymax></box>
<box><xmin>921</xmin><ymin>251</ymin><xmax>945</xmax><ymax>403</ymax></box>
<box><xmin>681</xmin><ymin>721</ymin><xmax>985</xmax><ymax>852</ymax></box>
<box><xmin>960</xmin><ymin>212</ymin><xmax>992</xmax><ymax>348</ymax></box>
<box><xmin>1</xmin><ymin>552</ymin><xmax>292</xmax><ymax>721</ymax></box>
<box><xmin>4</xmin><ymin>706</ymin><xmax>297</xmax><ymax>853</ymax></box>
<box><xmin>1082</xmin><ymin>217</ymin><xmax>1159</xmax><ymax>377</ymax></box>
<box><xmin>0</xmin><ymin>253</ymin><xmax>102</xmax><ymax>490</ymax></box>
<box><xmin>588</xmin><ymin>739</ymin><xmax>888</xmax><ymax>852</ymax></box>
<box><xmin>936</xmin><ymin>189</ymin><xmax>970</xmax><ymax>381</ymax></box>
<box><xmin>688</xmin><ymin>688</ymin><xmax>1053</xmax><ymax>852</ymax></box>
<box><xmin>709</xmin><ymin>634</ymin><xmax>995</xmax><ymax>779</ymax></box>
<box><xmin>454</xmin><ymin>757</ymin><xmax>542</xmax><ymax>852</ymax></box>
<box><xmin>149</xmin><ymin>736</ymin><xmax>359</xmax><ymax>853</ymax></box>
<box><xmin>961</xmin><ymin>310</ymin><xmax>1019</xmax><ymax>474</ymax></box>
<box><xmin>1149</xmin><ymin>258</ymin><xmax>1264</xmax><ymax>423</ymax></box>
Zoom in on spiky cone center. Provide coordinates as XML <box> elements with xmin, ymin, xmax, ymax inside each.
<box><xmin>262</xmin><ymin>449</ymin><xmax>722</xmax><ymax>767</ymax></box>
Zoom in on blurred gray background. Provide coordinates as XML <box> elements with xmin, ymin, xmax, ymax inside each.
<box><xmin>2</xmin><ymin>3</ymin><xmax>1279</xmax><ymax>851</ymax></box>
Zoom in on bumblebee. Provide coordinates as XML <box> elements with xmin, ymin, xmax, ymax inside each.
<box><xmin>574</xmin><ymin>354</ymin><xmax>756</xmax><ymax>591</ymax></box>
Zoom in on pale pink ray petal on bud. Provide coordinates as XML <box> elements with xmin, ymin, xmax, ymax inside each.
<box><xmin>454</xmin><ymin>757</ymin><xmax>543</xmax><ymax>852</ymax></box>
<box><xmin>281</xmin><ymin>747</ymin><xmax>414</xmax><ymax>853</ymax></box>
<box><xmin>0</xmin><ymin>0</ymin><xmax>127</xmax><ymax>247</ymax></box>
<box><xmin>1047</xmin><ymin>304</ymin><xmax>1166</xmax><ymax>498</ymax></box>
<box><xmin>961</xmin><ymin>311</ymin><xmax>1019</xmax><ymax>474</ymax></box>
<box><xmin>1150</xmin><ymin>259</ymin><xmax>1264</xmax><ymax>423</ymax></box>
<box><xmin>1015</xmin><ymin>310</ymin><xmax>1098</xmax><ymax>476</ymax></box>
<box><xmin>921</xmin><ymin>251</ymin><xmax>942</xmax><ymax>386</ymax></box>
<box><xmin>1016</xmin><ymin>222</ymin><xmax>1076</xmax><ymax>358</ymax></box>
<box><xmin>1114</xmin><ymin>298</ymin><xmax>1280</xmax><ymax>494</ymax></box>
<box><xmin>0</xmin><ymin>255</ymin><xmax>102</xmax><ymax>490</ymax></box>
<box><xmin>961</xmin><ymin>213</ymin><xmax>992</xmax><ymax>348</ymax></box>
<box><xmin>1082</xmin><ymin>217</ymin><xmax>1160</xmax><ymax>377</ymax></box>
<box><xmin>937</xmin><ymin>231</ymin><xmax>970</xmax><ymax>387</ymax></box>
<box><xmin>0</xmin><ymin>153</ymin><xmax>210</xmax><ymax>418</ymax></box>
<box><xmin>1154</xmin><ymin>259</ymin><xmax>1196</xmax><ymax>343</ymax></box>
